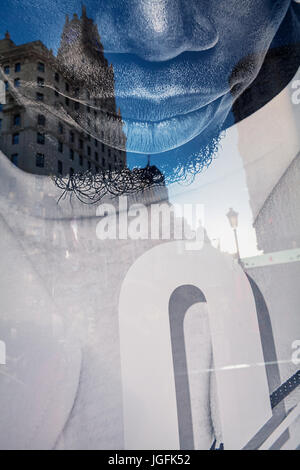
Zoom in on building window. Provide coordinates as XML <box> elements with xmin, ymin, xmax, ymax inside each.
<box><xmin>108</xmin><ymin>149</ymin><xmax>111</xmax><ymax>158</ymax></box>
<box><xmin>57</xmin><ymin>160</ymin><xmax>63</xmax><ymax>174</ymax></box>
<box><xmin>4</xmin><ymin>65</ymin><xmax>10</xmax><ymax>75</ymax></box>
<box><xmin>58</xmin><ymin>141</ymin><xmax>63</xmax><ymax>153</ymax></box>
<box><xmin>79</xmin><ymin>155</ymin><xmax>83</xmax><ymax>166</ymax></box>
<box><xmin>14</xmin><ymin>63</ymin><xmax>21</xmax><ymax>73</ymax></box>
<box><xmin>65</xmin><ymin>97</ymin><xmax>70</xmax><ymax>106</ymax></box>
<box><xmin>0</xmin><ymin>104</ymin><xmax>2</xmax><ymax>112</ymax></box>
<box><xmin>37</xmin><ymin>77</ymin><xmax>44</xmax><ymax>87</ymax></box>
<box><xmin>87</xmin><ymin>146</ymin><xmax>91</xmax><ymax>156</ymax></box>
<box><xmin>70</xmin><ymin>131</ymin><xmax>74</xmax><ymax>143</ymax></box>
<box><xmin>37</xmin><ymin>62</ymin><xmax>45</xmax><ymax>73</ymax></box>
<box><xmin>58</xmin><ymin>122</ymin><xmax>64</xmax><ymax>134</ymax></box>
<box><xmin>54</xmin><ymin>87</ymin><xmax>59</xmax><ymax>97</ymax></box>
<box><xmin>37</xmin><ymin>132</ymin><xmax>45</xmax><ymax>145</ymax></box>
<box><xmin>87</xmin><ymin>106</ymin><xmax>90</xmax><ymax>114</ymax></box>
<box><xmin>0</xmin><ymin>119</ymin><xmax>2</xmax><ymax>130</ymax></box>
<box><xmin>36</xmin><ymin>153</ymin><xmax>44</xmax><ymax>168</ymax></box>
<box><xmin>37</xmin><ymin>114</ymin><xmax>46</xmax><ymax>126</ymax></box>
<box><xmin>12</xmin><ymin>133</ymin><xmax>19</xmax><ymax>145</ymax></box>
<box><xmin>70</xmin><ymin>148</ymin><xmax>74</xmax><ymax>160</ymax></box>
<box><xmin>14</xmin><ymin>78</ymin><xmax>20</xmax><ymax>88</ymax></box>
<box><xmin>55</xmin><ymin>72</ymin><xmax>59</xmax><ymax>82</ymax></box>
<box><xmin>87</xmin><ymin>161</ymin><xmax>91</xmax><ymax>171</ymax></box>
<box><xmin>95</xmin><ymin>139</ymin><xmax>98</xmax><ymax>147</ymax></box>
<box><xmin>65</xmin><ymin>83</ymin><xmax>69</xmax><ymax>92</ymax></box>
<box><xmin>102</xmin><ymin>157</ymin><xmax>106</xmax><ymax>166</ymax></box>
<box><xmin>95</xmin><ymin>152</ymin><xmax>98</xmax><ymax>162</ymax></box>
<box><xmin>36</xmin><ymin>92</ymin><xmax>44</xmax><ymax>101</ymax></box>
<box><xmin>11</xmin><ymin>153</ymin><xmax>18</xmax><ymax>165</ymax></box>
<box><xmin>79</xmin><ymin>139</ymin><xmax>83</xmax><ymax>149</ymax></box>
<box><xmin>5</xmin><ymin>81</ymin><xmax>9</xmax><ymax>91</ymax></box>
<box><xmin>70</xmin><ymin>167</ymin><xmax>74</xmax><ymax>176</ymax></box>
<box><xmin>101</xmin><ymin>143</ymin><xmax>105</xmax><ymax>152</ymax></box>
<box><xmin>13</xmin><ymin>114</ymin><xmax>21</xmax><ymax>126</ymax></box>
<box><xmin>74</xmin><ymin>101</ymin><xmax>80</xmax><ymax>111</ymax></box>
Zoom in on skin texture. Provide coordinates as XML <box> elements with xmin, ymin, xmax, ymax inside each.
<box><xmin>91</xmin><ymin>0</ymin><xmax>296</xmax><ymax>154</ymax></box>
<box><xmin>51</xmin><ymin>0</ymin><xmax>298</xmax><ymax>191</ymax></box>
<box><xmin>2</xmin><ymin>1</ymin><xmax>299</xmax><ymax>181</ymax></box>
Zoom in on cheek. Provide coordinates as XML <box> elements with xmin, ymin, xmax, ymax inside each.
<box><xmin>208</xmin><ymin>1</ymin><xmax>291</xmax><ymax>89</ymax></box>
<box><xmin>212</xmin><ymin>0</ymin><xmax>290</xmax><ymax>54</ymax></box>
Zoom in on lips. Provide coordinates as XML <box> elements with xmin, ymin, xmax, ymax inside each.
<box><xmin>117</xmin><ymin>93</ymin><xmax>230</xmax><ymax>154</ymax></box>
<box><xmin>106</xmin><ymin>52</ymin><xmax>232</xmax><ymax>153</ymax></box>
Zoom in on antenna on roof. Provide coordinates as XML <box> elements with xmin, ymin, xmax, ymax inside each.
<box><xmin>81</xmin><ymin>3</ymin><xmax>87</xmax><ymax>18</ymax></box>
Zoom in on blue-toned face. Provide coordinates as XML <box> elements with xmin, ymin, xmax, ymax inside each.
<box><xmin>1</xmin><ymin>0</ymin><xmax>297</xmax><ymax>160</ymax></box>
<box><xmin>92</xmin><ymin>0</ymin><xmax>294</xmax><ymax>154</ymax></box>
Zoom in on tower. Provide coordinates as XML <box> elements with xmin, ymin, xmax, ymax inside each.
<box><xmin>57</xmin><ymin>5</ymin><xmax>114</xmax><ymax>103</ymax></box>
<box><xmin>0</xmin><ymin>5</ymin><xmax>127</xmax><ymax>176</ymax></box>
<box><xmin>56</xmin><ymin>5</ymin><xmax>125</xmax><ymax>151</ymax></box>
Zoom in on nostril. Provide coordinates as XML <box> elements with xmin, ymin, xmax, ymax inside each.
<box><xmin>187</xmin><ymin>16</ymin><xmax>219</xmax><ymax>52</ymax></box>
<box><xmin>125</xmin><ymin>18</ymin><xmax>219</xmax><ymax>62</ymax></box>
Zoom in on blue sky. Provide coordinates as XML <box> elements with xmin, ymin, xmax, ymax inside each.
<box><xmin>0</xmin><ymin>1</ymin><xmax>83</xmax><ymax>51</ymax></box>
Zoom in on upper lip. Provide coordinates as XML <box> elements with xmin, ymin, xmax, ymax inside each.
<box><xmin>115</xmin><ymin>91</ymin><xmax>227</xmax><ymax>123</ymax></box>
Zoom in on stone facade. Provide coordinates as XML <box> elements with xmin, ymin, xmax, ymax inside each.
<box><xmin>0</xmin><ymin>7</ymin><xmax>127</xmax><ymax>176</ymax></box>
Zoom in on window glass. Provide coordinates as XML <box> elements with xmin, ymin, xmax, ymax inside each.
<box><xmin>37</xmin><ymin>62</ymin><xmax>45</xmax><ymax>72</ymax></box>
<box><xmin>57</xmin><ymin>159</ymin><xmax>63</xmax><ymax>174</ymax></box>
<box><xmin>13</xmin><ymin>114</ymin><xmax>20</xmax><ymax>126</ymax></box>
<box><xmin>35</xmin><ymin>153</ymin><xmax>44</xmax><ymax>168</ymax></box>
<box><xmin>12</xmin><ymin>133</ymin><xmax>19</xmax><ymax>145</ymax></box>
<box><xmin>11</xmin><ymin>153</ymin><xmax>18</xmax><ymax>165</ymax></box>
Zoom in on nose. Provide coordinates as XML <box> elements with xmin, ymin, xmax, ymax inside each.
<box><xmin>99</xmin><ymin>0</ymin><xmax>219</xmax><ymax>62</ymax></box>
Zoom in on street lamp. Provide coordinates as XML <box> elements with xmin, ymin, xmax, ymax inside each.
<box><xmin>226</xmin><ymin>208</ymin><xmax>241</xmax><ymax>261</ymax></box>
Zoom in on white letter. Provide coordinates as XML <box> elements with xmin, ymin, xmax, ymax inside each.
<box><xmin>291</xmin><ymin>80</ymin><xmax>300</xmax><ymax>105</ymax></box>
<box><xmin>0</xmin><ymin>80</ymin><xmax>5</xmax><ymax>105</ymax></box>
<box><xmin>292</xmin><ymin>340</ymin><xmax>300</xmax><ymax>365</ymax></box>
<box><xmin>96</xmin><ymin>204</ymin><xmax>117</xmax><ymax>240</ymax></box>
<box><xmin>185</xmin><ymin>204</ymin><xmax>205</xmax><ymax>250</ymax></box>
<box><xmin>128</xmin><ymin>204</ymin><xmax>148</xmax><ymax>240</ymax></box>
<box><xmin>118</xmin><ymin>196</ymin><xmax>128</xmax><ymax>239</ymax></box>
<box><xmin>0</xmin><ymin>340</ymin><xmax>6</xmax><ymax>365</ymax></box>
<box><xmin>151</xmin><ymin>203</ymin><xmax>176</xmax><ymax>240</ymax></box>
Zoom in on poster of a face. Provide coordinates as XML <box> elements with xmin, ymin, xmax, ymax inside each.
<box><xmin>0</xmin><ymin>0</ymin><xmax>299</xmax><ymax>452</ymax></box>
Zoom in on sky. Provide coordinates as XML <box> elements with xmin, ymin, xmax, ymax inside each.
<box><xmin>168</xmin><ymin>124</ymin><xmax>260</xmax><ymax>259</ymax></box>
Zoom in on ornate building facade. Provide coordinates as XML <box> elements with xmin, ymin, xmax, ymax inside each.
<box><xmin>0</xmin><ymin>6</ymin><xmax>127</xmax><ymax>176</ymax></box>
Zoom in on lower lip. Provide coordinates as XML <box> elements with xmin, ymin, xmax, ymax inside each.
<box><xmin>122</xmin><ymin>94</ymin><xmax>229</xmax><ymax>154</ymax></box>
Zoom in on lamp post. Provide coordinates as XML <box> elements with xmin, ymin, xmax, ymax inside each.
<box><xmin>226</xmin><ymin>208</ymin><xmax>241</xmax><ymax>262</ymax></box>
